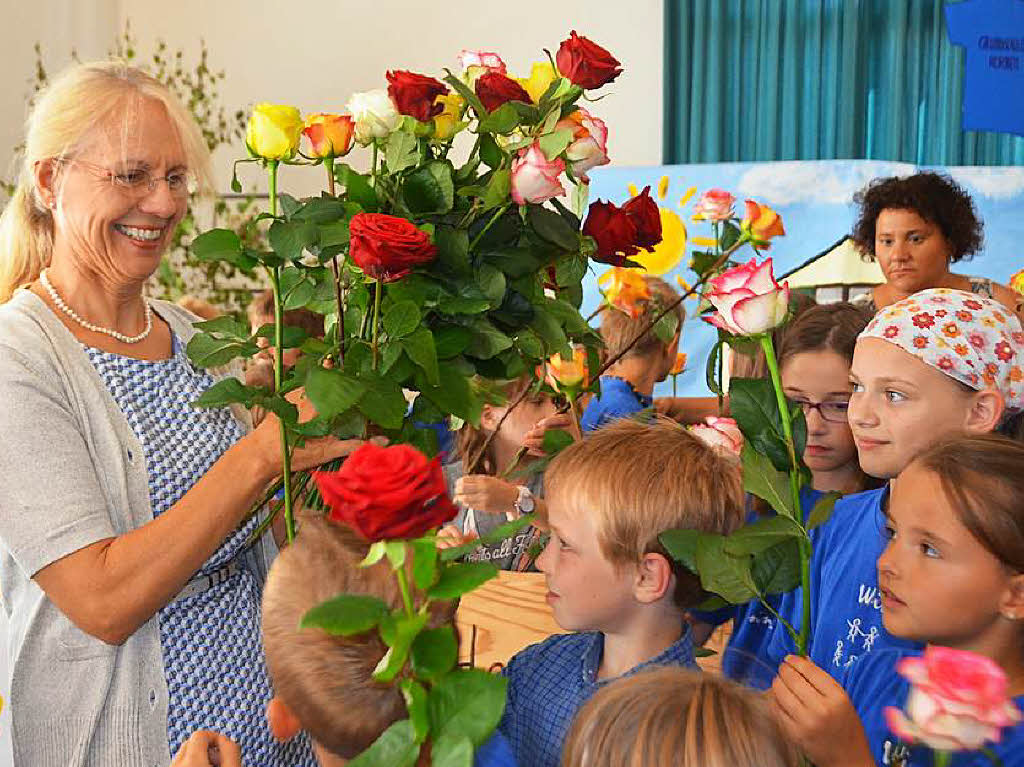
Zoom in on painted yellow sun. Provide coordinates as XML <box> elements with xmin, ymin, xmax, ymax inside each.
<box><xmin>625</xmin><ymin>177</ymin><xmax>695</xmax><ymax>276</ymax></box>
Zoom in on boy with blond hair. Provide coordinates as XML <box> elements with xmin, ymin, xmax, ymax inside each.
<box><xmin>498</xmin><ymin>417</ymin><xmax>745</xmax><ymax>767</ymax></box>
<box><xmin>259</xmin><ymin>515</ymin><xmax>516</xmax><ymax>766</ymax></box>
<box><xmin>582</xmin><ymin>275</ymin><xmax>683</xmax><ymax>432</ymax></box>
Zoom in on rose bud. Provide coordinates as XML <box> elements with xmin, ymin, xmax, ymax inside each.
<box><xmin>622</xmin><ymin>185</ymin><xmax>663</xmax><ymax>249</ymax></box>
<box><xmin>386</xmin><ymin>70</ymin><xmax>449</xmax><ymax>123</ymax></box>
<box><xmin>246</xmin><ymin>103</ymin><xmax>303</xmax><ymax>161</ymax></box>
<box><xmin>555</xmin><ymin>30</ymin><xmax>622</xmax><ymax>89</ymax></box>
<box><xmin>704</xmin><ymin>258</ymin><xmax>790</xmax><ymax>336</ymax></box>
<box><xmin>475</xmin><ymin>71</ymin><xmax>532</xmax><ymax>113</ymax></box>
<box><xmin>302</xmin><ymin>113</ymin><xmax>355</xmax><ymax>159</ymax></box>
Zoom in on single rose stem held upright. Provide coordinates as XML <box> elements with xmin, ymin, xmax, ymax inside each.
<box><xmin>324</xmin><ymin>156</ymin><xmax>345</xmax><ymax>366</ymax></box>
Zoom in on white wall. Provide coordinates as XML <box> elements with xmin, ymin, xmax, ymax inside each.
<box><xmin>0</xmin><ymin>2</ymin><xmax>662</xmax><ymax>763</ymax></box>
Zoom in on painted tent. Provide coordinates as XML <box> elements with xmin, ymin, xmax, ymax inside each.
<box><xmin>584</xmin><ymin>160</ymin><xmax>1024</xmax><ymax>397</ymax></box>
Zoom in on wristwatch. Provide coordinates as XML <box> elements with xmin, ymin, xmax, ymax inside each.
<box><xmin>511</xmin><ymin>485</ymin><xmax>536</xmax><ymax>518</ymax></box>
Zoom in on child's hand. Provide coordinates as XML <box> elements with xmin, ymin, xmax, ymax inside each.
<box><xmin>454</xmin><ymin>475</ymin><xmax>520</xmax><ymax>515</ymax></box>
<box><xmin>522</xmin><ymin>413</ymin><xmax>580</xmax><ymax>455</ymax></box>
<box><xmin>436</xmin><ymin>524</ymin><xmax>477</xmax><ymax>550</ymax></box>
<box><xmin>171</xmin><ymin>730</ymin><xmax>242</xmax><ymax>767</ymax></box>
<box><xmin>770</xmin><ymin>655</ymin><xmax>874</xmax><ymax>767</ymax></box>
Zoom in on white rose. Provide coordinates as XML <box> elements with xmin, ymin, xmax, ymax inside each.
<box><xmin>346</xmin><ymin>89</ymin><xmax>401</xmax><ymax>144</ymax></box>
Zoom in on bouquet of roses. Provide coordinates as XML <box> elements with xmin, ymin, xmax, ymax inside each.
<box><xmin>184</xmin><ymin>31</ymin><xmax>664</xmax><ymax>540</ymax></box>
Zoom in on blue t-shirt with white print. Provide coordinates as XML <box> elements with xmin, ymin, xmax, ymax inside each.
<box><xmin>768</xmin><ymin>486</ymin><xmax>922</xmax><ymax>678</ymax></box>
<box><xmin>842</xmin><ymin>648</ymin><xmax>1024</xmax><ymax>766</ymax></box>
<box><xmin>692</xmin><ymin>486</ymin><xmax>823</xmax><ymax>687</ymax></box>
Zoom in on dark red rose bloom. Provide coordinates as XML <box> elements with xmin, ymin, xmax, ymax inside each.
<box><xmin>386</xmin><ymin>70</ymin><xmax>448</xmax><ymax>123</ymax></box>
<box><xmin>349</xmin><ymin>212</ymin><xmax>438</xmax><ymax>282</ymax></box>
<box><xmin>555</xmin><ymin>31</ymin><xmax>622</xmax><ymax>90</ymax></box>
<box><xmin>622</xmin><ymin>186</ymin><xmax>662</xmax><ymax>249</ymax></box>
<box><xmin>583</xmin><ymin>200</ymin><xmax>639</xmax><ymax>266</ymax></box>
<box><xmin>475</xmin><ymin>71</ymin><xmax>533</xmax><ymax>112</ymax></box>
<box><xmin>314</xmin><ymin>443</ymin><xmax>458</xmax><ymax>542</ymax></box>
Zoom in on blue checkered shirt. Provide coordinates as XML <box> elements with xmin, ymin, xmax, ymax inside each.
<box><xmin>498</xmin><ymin>628</ymin><xmax>696</xmax><ymax>767</ymax></box>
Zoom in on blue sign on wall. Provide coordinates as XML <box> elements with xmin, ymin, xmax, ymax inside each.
<box><xmin>946</xmin><ymin>0</ymin><xmax>1024</xmax><ymax>137</ymax></box>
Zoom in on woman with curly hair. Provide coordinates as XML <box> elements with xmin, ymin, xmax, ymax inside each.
<box><xmin>850</xmin><ymin>171</ymin><xmax>1021</xmax><ymax>319</ymax></box>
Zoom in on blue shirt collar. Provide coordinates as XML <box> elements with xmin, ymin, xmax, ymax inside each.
<box><xmin>599</xmin><ymin>376</ymin><xmax>654</xmax><ymax>409</ymax></box>
<box><xmin>579</xmin><ymin>625</ymin><xmax>695</xmax><ymax>685</ymax></box>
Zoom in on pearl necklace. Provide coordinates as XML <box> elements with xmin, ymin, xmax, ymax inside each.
<box><xmin>40</xmin><ymin>270</ymin><xmax>153</xmax><ymax>344</ymax></box>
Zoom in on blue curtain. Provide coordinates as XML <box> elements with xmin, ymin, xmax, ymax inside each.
<box><xmin>663</xmin><ymin>0</ymin><xmax>1024</xmax><ymax>165</ymax></box>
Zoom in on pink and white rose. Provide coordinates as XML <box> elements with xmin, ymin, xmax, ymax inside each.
<box><xmin>511</xmin><ymin>143</ymin><xmax>566</xmax><ymax>205</ymax></box>
<box><xmin>884</xmin><ymin>646</ymin><xmax>1021</xmax><ymax>752</ymax></box>
<box><xmin>689</xmin><ymin>416</ymin><xmax>744</xmax><ymax>457</ymax></box>
<box><xmin>457</xmin><ymin>49</ymin><xmax>507</xmax><ymax>74</ymax></box>
<box><xmin>692</xmin><ymin>188</ymin><xmax>736</xmax><ymax>222</ymax></box>
<box><xmin>705</xmin><ymin>258</ymin><xmax>790</xmax><ymax>336</ymax></box>
<box><xmin>556</xmin><ymin>108</ymin><xmax>610</xmax><ymax>183</ymax></box>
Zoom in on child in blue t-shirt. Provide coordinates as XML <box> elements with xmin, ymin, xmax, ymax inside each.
<box><xmin>767</xmin><ymin>290</ymin><xmax>1024</xmax><ymax>678</ymax></box>
<box><xmin>691</xmin><ymin>302</ymin><xmax>876</xmax><ymax>686</ymax></box>
<box><xmin>582</xmin><ymin>275</ymin><xmax>683</xmax><ymax>432</ymax></box>
<box><xmin>772</xmin><ymin>435</ymin><xmax>1024</xmax><ymax>767</ymax></box>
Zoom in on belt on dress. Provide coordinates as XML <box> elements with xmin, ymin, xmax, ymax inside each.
<box><xmin>171</xmin><ymin>560</ymin><xmax>241</xmax><ymax>603</ymax></box>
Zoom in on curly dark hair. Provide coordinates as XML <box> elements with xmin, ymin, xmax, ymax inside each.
<box><xmin>851</xmin><ymin>172</ymin><xmax>983</xmax><ymax>263</ymax></box>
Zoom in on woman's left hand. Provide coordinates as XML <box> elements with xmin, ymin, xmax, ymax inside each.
<box><xmin>453</xmin><ymin>475</ymin><xmax>520</xmax><ymax>515</ymax></box>
<box><xmin>171</xmin><ymin>730</ymin><xmax>242</xmax><ymax>767</ymax></box>
<box><xmin>770</xmin><ymin>654</ymin><xmax>874</xmax><ymax>767</ymax></box>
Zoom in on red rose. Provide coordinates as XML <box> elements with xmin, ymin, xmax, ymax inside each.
<box><xmin>475</xmin><ymin>71</ymin><xmax>532</xmax><ymax>112</ymax></box>
<box><xmin>349</xmin><ymin>212</ymin><xmax>438</xmax><ymax>282</ymax></box>
<box><xmin>556</xmin><ymin>31</ymin><xmax>622</xmax><ymax>89</ymax></box>
<box><xmin>622</xmin><ymin>186</ymin><xmax>662</xmax><ymax>249</ymax></box>
<box><xmin>385</xmin><ymin>70</ymin><xmax>448</xmax><ymax>123</ymax></box>
<box><xmin>314</xmin><ymin>443</ymin><xmax>458</xmax><ymax>542</ymax></box>
<box><xmin>583</xmin><ymin>200</ymin><xmax>639</xmax><ymax>266</ymax></box>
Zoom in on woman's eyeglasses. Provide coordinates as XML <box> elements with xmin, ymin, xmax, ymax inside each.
<box><xmin>59</xmin><ymin>158</ymin><xmax>197</xmax><ymax>199</ymax></box>
<box><xmin>791</xmin><ymin>398</ymin><xmax>850</xmax><ymax>423</ymax></box>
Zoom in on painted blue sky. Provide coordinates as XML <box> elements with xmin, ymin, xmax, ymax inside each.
<box><xmin>583</xmin><ymin>160</ymin><xmax>1024</xmax><ymax>397</ymax></box>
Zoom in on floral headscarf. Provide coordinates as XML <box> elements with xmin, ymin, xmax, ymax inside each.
<box><xmin>860</xmin><ymin>288</ymin><xmax>1024</xmax><ymax>413</ymax></box>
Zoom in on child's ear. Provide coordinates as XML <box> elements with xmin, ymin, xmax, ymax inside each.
<box><xmin>634</xmin><ymin>552</ymin><xmax>674</xmax><ymax>604</ymax></box>
<box><xmin>999</xmin><ymin>573</ymin><xmax>1024</xmax><ymax>622</ymax></box>
<box><xmin>267</xmin><ymin>696</ymin><xmax>302</xmax><ymax>742</ymax></box>
<box><xmin>965</xmin><ymin>389</ymin><xmax>1004</xmax><ymax>434</ymax></box>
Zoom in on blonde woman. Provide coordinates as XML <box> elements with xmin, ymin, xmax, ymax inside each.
<box><xmin>0</xmin><ymin>62</ymin><xmax>361</xmax><ymax>766</ymax></box>
<box><xmin>562</xmin><ymin>667</ymin><xmax>797</xmax><ymax>767</ymax></box>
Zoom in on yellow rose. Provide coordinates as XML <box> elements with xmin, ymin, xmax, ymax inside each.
<box><xmin>1011</xmin><ymin>268</ymin><xmax>1024</xmax><ymax>295</ymax></box>
<box><xmin>433</xmin><ymin>93</ymin><xmax>465</xmax><ymax>141</ymax></box>
<box><xmin>517</xmin><ymin>62</ymin><xmax>558</xmax><ymax>104</ymax></box>
<box><xmin>246</xmin><ymin>103</ymin><xmax>303</xmax><ymax>161</ymax></box>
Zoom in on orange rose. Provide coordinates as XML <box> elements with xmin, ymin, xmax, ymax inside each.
<box><xmin>302</xmin><ymin>113</ymin><xmax>355</xmax><ymax>159</ymax></box>
<box><xmin>598</xmin><ymin>267</ymin><xmax>650</xmax><ymax>318</ymax></box>
<box><xmin>741</xmin><ymin>200</ymin><xmax>785</xmax><ymax>249</ymax></box>
<box><xmin>670</xmin><ymin>352</ymin><xmax>687</xmax><ymax>376</ymax></box>
<box><xmin>544</xmin><ymin>347</ymin><xmax>588</xmax><ymax>393</ymax></box>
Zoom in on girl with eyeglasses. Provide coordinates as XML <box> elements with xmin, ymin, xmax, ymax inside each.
<box><xmin>691</xmin><ymin>301</ymin><xmax>877</xmax><ymax>685</ymax></box>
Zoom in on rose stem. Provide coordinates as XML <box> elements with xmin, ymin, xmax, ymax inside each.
<box><xmin>370</xmin><ymin>277</ymin><xmax>382</xmax><ymax>370</ymax></box>
<box><xmin>395</xmin><ymin>563</ymin><xmax>415</xmax><ymax>619</ymax></box>
<box><xmin>266</xmin><ymin>160</ymin><xmax>296</xmax><ymax>544</ymax></box>
<box><xmin>324</xmin><ymin>157</ymin><xmax>345</xmax><ymax>366</ymax></box>
<box><xmin>469</xmin><ymin>203</ymin><xmax>511</xmax><ymax>252</ymax></box>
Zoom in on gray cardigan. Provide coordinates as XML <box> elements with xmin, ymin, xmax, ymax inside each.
<box><xmin>0</xmin><ymin>288</ymin><xmax>277</xmax><ymax>766</ymax></box>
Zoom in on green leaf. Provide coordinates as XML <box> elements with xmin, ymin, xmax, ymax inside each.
<box><xmin>479</xmin><ymin>133</ymin><xmax>503</xmax><ymax>169</ymax></box>
<box><xmin>305</xmin><ymin>368</ymin><xmax>365</xmax><ymax>419</ymax></box>
<box><xmin>695</xmin><ymin>534</ymin><xmax>757</xmax><ymax>604</ymax></box>
<box><xmin>411</xmin><ymin>625</ymin><xmax>458</xmax><ymax>679</ymax></box>
<box><xmin>269</xmin><ymin>219</ymin><xmax>319</xmax><ymax>261</ymax></box>
<box><xmin>191</xmin><ymin>228</ymin><xmax>241</xmax><ymax>263</ymax></box>
<box><xmin>467</xmin><ymin>319</ymin><xmax>513</xmax><ymax>359</ymax></box>
<box><xmin>722</xmin><ymin>516</ymin><xmax>803</xmax><ymax>558</ymax></box>
<box><xmin>374</xmin><ymin>612</ymin><xmax>429</xmax><ymax>682</ymax></box>
<box><xmin>541</xmin><ymin>428</ymin><xmax>574</xmax><ymax>455</ymax></box>
<box><xmin>442</xmin><ymin>71</ymin><xmax>487</xmax><ymax>116</ymax></box>
<box><xmin>384</xmin><ymin>300</ymin><xmax>422</xmax><ymax>339</ymax></box>
<box><xmin>193</xmin><ymin>315</ymin><xmax>249</xmax><ymax>339</ymax></box>
<box><xmin>356</xmin><ymin>375</ymin><xmax>409</xmax><ymax>429</ymax></box>
<box><xmin>361</xmin><ymin>541</ymin><xmax>387</xmax><ymax>567</ymax></box>
<box><xmin>751</xmin><ymin>539</ymin><xmax>802</xmax><ymax>596</ymax></box>
<box><xmin>385</xmin><ymin>131</ymin><xmax>419</xmax><ymax>173</ymax></box>
<box><xmin>318</xmin><ymin>219</ymin><xmax>350</xmax><ymax>249</ymax></box>
<box><xmin>403</xmin><ymin>161</ymin><xmax>455</xmax><ymax>215</ymax></box>
<box><xmin>430</xmin><ymin>734</ymin><xmax>473</xmax><ymax>767</ymax></box>
<box><xmin>186</xmin><ymin>333</ymin><xmax>259</xmax><ymax>369</ymax></box>
<box><xmin>347</xmin><ymin>719</ymin><xmax>420</xmax><ymax>767</ymax></box>
<box><xmin>411</xmin><ymin>539</ymin><xmax>439</xmax><ymax>590</ymax></box>
<box><xmin>403</xmin><ymin>328</ymin><xmax>440</xmax><ymax>385</ymax></box>
<box><xmin>292</xmin><ymin>196</ymin><xmax>348</xmax><ymax>223</ymax></box>
<box><xmin>193</xmin><ymin>378</ymin><xmax>259</xmax><ymax>409</ymax></box>
<box><xmin>528</xmin><ymin>205</ymin><xmax>579</xmax><ymax>252</ymax></box>
<box><xmin>439</xmin><ymin>514</ymin><xmax>534</xmax><ymax>562</ymax></box>
<box><xmin>554</xmin><ymin>252</ymin><xmax>587</xmax><ymax>287</ymax></box>
<box><xmin>254</xmin><ymin>323</ymin><xmax>309</xmax><ymax>350</ymax></box>
<box><xmin>428</xmin><ymin>669</ymin><xmax>508</xmax><ymax>746</ymax></box>
<box><xmin>436</xmin><ymin>226</ymin><xmax>471</xmax><ymax>275</ymax></box>
<box><xmin>529</xmin><ymin>311</ymin><xmax>568</xmax><ymax>352</ymax></box>
<box><xmin>653</xmin><ymin>310</ymin><xmax>679</xmax><ymax>344</ymax></box>
<box><xmin>659</xmin><ymin>529</ymin><xmax>701</xmax><ymax>574</ymax></box>
<box><xmin>538</xmin><ymin>128</ymin><xmax>574</xmax><ymax>161</ymax></box>
<box><xmin>278</xmin><ymin>266</ymin><xmax>316</xmax><ymax>310</ymax></box>
<box><xmin>335</xmin><ymin>163</ymin><xmax>379</xmax><ymax>211</ymax></box>
<box><xmin>478</xmin><ymin>102</ymin><xmax>521</xmax><ymax>133</ymax></box>
<box><xmin>730</xmin><ymin>377</ymin><xmax>793</xmax><ymax>472</ymax></box>
<box><xmin>706</xmin><ymin>337</ymin><xmax>725</xmax><ymax>396</ymax></box>
<box><xmin>740</xmin><ymin>443</ymin><xmax>798</xmax><ymax>521</ymax></box>
<box><xmin>807</xmin><ymin>491</ymin><xmax>841</xmax><ymax>531</ymax></box>
<box><xmin>400</xmin><ymin>680</ymin><xmax>430</xmax><ymax>743</ymax></box>
<box><xmin>300</xmin><ymin>594</ymin><xmax>389</xmax><ymax>636</ymax></box>
<box><xmin>514</xmin><ymin>329</ymin><xmax>545</xmax><ymax>359</ymax></box>
<box><xmin>482</xmin><ymin>169</ymin><xmax>511</xmax><ymax>210</ymax></box>
<box><xmin>434</xmin><ymin>326</ymin><xmax>471</xmax><ymax>359</ymax></box>
<box><xmin>419</xmin><ymin>366</ymin><xmax>481</xmax><ymax>423</ymax></box>
<box><xmin>477</xmin><ymin>264</ymin><xmax>507</xmax><ymax>305</ymax></box>
<box><xmin>427</xmin><ymin>562</ymin><xmax>498</xmax><ymax>599</ymax></box>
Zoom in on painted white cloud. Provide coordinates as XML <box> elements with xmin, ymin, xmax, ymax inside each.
<box><xmin>947</xmin><ymin>168</ymin><xmax>1024</xmax><ymax>200</ymax></box>
<box><xmin>736</xmin><ymin>161</ymin><xmax>916</xmax><ymax>206</ymax></box>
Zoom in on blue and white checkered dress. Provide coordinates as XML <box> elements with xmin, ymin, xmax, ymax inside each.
<box><xmin>85</xmin><ymin>333</ymin><xmax>315</xmax><ymax>766</ymax></box>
